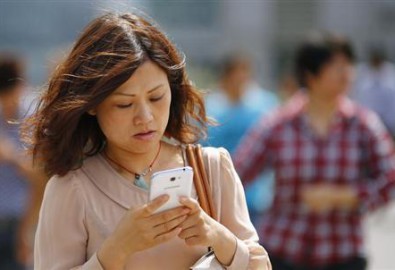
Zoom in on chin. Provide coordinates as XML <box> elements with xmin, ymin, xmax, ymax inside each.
<box><xmin>124</xmin><ymin>144</ymin><xmax>154</xmax><ymax>155</ymax></box>
<box><xmin>131</xmin><ymin>137</ymin><xmax>161</xmax><ymax>148</ymax></box>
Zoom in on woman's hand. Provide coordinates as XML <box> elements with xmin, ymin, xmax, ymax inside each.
<box><xmin>98</xmin><ymin>195</ymin><xmax>190</xmax><ymax>269</ymax></box>
<box><xmin>178</xmin><ymin>197</ymin><xmax>237</xmax><ymax>266</ymax></box>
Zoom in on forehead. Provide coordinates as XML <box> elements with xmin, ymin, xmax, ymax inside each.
<box><xmin>321</xmin><ymin>53</ymin><xmax>352</xmax><ymax>70</ymax></box>
<box><xmin>328</xmin><ymin>52</ymin><xmax>353</xmax><ymax>64</ymax></box>
<box><xmin>114</xmin><ymin>60</ymin><xmax>169</xmax><ymax>94</ymax></box>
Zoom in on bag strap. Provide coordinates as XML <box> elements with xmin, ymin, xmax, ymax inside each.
<box><xmin>185</xmin><ymin>144</ymin><xmax>217</xmax><ymax>220</ymax></box>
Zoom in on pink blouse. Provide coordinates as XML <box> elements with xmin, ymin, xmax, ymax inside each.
<box><xmin>34</xmin><ymin>147</ymin><xmax>271</xmax><ymax>269</ymax></box>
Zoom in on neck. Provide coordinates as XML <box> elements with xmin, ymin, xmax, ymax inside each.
<box><xmin>104</xmin><ymin>141</ymin><xmax>162</xmax><ymax>175</ymax></box>
<box><xmin>305</xmin><ymin>88</ymin><xmax>339</xmax><ymax>121</ymax></box>
<box><xmin>221</xmin><ymin>81</ymin><xmax>243</xmax><ymax>104</ymax></box>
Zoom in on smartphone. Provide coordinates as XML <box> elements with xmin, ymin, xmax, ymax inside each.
<box><xmin>149</xmin><ymin>166</ymin><xmax>194</xmax><ymax>214</ymax></box>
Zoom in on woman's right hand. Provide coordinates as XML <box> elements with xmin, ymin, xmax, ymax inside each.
<box><xmin>97</xmin><ymin>195</ymin><xmax>190</xmax><ymax>269</ymax></box>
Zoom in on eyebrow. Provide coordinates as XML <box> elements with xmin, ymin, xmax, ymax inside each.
<box><xmin>113</xmin><ymin>84</ymin><xmax>164</xmax><ymax>97</ymax></box>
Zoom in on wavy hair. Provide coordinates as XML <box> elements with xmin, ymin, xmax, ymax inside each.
<box><xmin>22</xmin><ymin>12</ymin><xmax>209</xmax><ymax>177</ymax></box>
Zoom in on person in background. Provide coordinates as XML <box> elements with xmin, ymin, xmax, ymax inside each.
<box><xmin>0</xmin><ymin>54</ymin><xmax>45</xmax><ymax>270</ymax></box>
<box><xmin>352</xmin><ymin>47</ymin><xmax>395</xmax><ymax>137</ymax></box>
<box><xmin>204</xmin><ymin>54</ymin><xmax>278</xmax><ymax>224</ymax></box>
<box><xmin>205</xmin><ymin>54</ymin><xmax>278</xmax><ymax>153</ymax></box>
<box><xmin>234</xmin><ymin>33</ymin><xmax>395</xmax><ymax>270</ymax></box>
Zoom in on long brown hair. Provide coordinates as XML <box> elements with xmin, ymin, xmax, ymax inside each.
<box><xmin>22</xmin><ymin>12</ymin><xmax>208</xmax><ymax>177</ymax></box>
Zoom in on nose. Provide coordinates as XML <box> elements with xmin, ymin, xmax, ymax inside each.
<box><xmin>133</xmin><ymin>103</ymin><xmax>154</xmax><ymax>126</ymax></box>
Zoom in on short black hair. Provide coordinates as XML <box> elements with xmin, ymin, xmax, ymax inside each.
<box><xmin>219</xmin><ymin>53</ymin><xmax>251</xmax><ymax>79</ymax></box>
<box><xmin>294</xmin><ymin>33</ymin><xmax>355</xmax><ymax>88</ymax></box>
<box><xmin>0</xmin><ymin>54</ymin><xmax>23</xmax><ymax>95</ymax></box>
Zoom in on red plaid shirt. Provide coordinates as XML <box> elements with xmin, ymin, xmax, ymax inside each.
<box><xmin>234</xmin><ymin>93</ymin><xmax>395</xmax><ymax>266</ymax></box>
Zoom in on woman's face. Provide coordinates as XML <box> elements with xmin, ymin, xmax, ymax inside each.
<box><xmin>92</xmin><ymin>60</ymin><xmax>172</xmax><ymax>154</ymax></box>
<box><xmin>308</xmin><ymin>53</ymin><xmax>355</xmax><ymax>97</ymax></box>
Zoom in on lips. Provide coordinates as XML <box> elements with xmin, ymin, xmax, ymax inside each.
<box><xmin>133</xmin><ymin>130</ymin><xmax>156</xmax><ymax>141</ymax></box>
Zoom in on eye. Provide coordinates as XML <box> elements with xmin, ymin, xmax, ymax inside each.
<box><xmin>116</xmin><ymin>103</ymin><xmax>132</xmax><ymax>109</ymax></box>
<box><xmin>150</xmin><ymin>94</ymin><xmax>165</xmax><ymax>102</ymax></box>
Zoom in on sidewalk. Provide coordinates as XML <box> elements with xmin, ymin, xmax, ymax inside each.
<box><xmin>364</xmin><ymin>201</ymin><xmax>395</xmax><ymax>270</ymax></box>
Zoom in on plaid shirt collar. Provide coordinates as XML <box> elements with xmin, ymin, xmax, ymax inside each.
<box><xmin>285</xmin><ymin>92</ymin><xmax>358</xmax><ymax>140</ymax></box>
<box><xmin>286</xmin><ymin>91</ymin><xmax>357</xmax><ymax>120</ymax></box>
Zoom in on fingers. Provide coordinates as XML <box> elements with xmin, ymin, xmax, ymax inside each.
<box><xmin>179</xmin><ymin>197</ymin><xmax>200</xmax><ymax>214</ymax></box>
<box><xmin>149</xmin><ymin>206</ymin><xmax>190</xmax><ymax>225</ymax></box>
<box><xmin>139</xmin><ymin>195</ymin><xmax>169</xmax><ymax>217</ymax></box>
<box><xmin>179</xmin><ymin>212</ymin><xmax>201</xmax><ymax>230</ymax></box>
<box><xmin>178</xmin><ymin>226</ymin><xmax>199</xmax><ymax>240</ymax></box>
<box><xmin>153</xmin><ymin>214</ymin><xmax>188</xmax><ymax>236</ymax></box>
<box><xmin>154</xmin><ymin>226</ymin><xmax>183</xmax><ymax>245</ymax></box>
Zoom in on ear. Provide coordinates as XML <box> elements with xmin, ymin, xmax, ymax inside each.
<box><xmin>87</xmin><ymin>108</ymin><xmax>97</xmax><ymax>116</ymax></box>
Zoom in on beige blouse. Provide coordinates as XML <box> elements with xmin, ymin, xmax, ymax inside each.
<box><xmin>34</xmin><ymin>147</ymin><xmax>271</xmax><ymax>270</ymax></box>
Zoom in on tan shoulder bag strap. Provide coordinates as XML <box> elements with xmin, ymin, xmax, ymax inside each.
<box><xmin>185</xmin><ymin>144</ymin><xmax>217</xmax><ymax>220</ymax></box>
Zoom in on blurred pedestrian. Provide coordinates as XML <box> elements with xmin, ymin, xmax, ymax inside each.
<box><xmin>204</xmin><ymin>54</ymin><xmax>278</xmax><ymax>224</ymax></box>
<box><xmin>205</xmin><ymin>53</ymin><xmax>278</xmax><ymax>153</ymax></box>
<box><xmin>234</xmin><ymin>33</ymin><xmax>395</xmax><ymax>270</ymax></box>
<box><xmin>0</xmin><ymin>53</ymin><xmax>46</xmax><ymax>270</ymax></box>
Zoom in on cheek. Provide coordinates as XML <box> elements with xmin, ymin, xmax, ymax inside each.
<box><xmin>157</xmin><ymin>95</ymin><xmax>171</xmax><ymax>126</ymax></box>
<box><xmin>344</xmin><ymin>68</ymin><xmax>355</xmax><ymax>83</ymax></box>
<box><xmin>96</xmin><ymin>108</ymin><xmax>128</xmax><ymax>139</ymax></box>
<box><xmin>96</xmin><ymin>115</ymin><xmax>113</xmax><ymax>139</ymax></box>
<box><xmin>158</xmin><ymin>102</ymin><xmax>170</xmax><ymax>129</ymax></box>
<box><xmin>319</xmin><ymin>70</ymin><xmax>340</xmax><ymax>88</ymax></box>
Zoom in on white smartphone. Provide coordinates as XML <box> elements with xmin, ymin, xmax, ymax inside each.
<box><xmin>149</xmin><ymin>166</ymin><xmax>194</xmax><ymax>214</ymax></box>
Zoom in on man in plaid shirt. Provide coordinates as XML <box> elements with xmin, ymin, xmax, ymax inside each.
<box><xmin>234</xmin><ymin>34</ymin><xmax>395</xmax><ymax>270</ymax></box>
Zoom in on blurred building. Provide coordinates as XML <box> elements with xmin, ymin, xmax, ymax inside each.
<box><xmin>1</xmin><ymin>1</ymin><xmax>395</xmax><ymax>90</ymax></box>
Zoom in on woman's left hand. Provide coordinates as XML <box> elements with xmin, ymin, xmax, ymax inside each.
<box><xmin>178</xmin><ymin>197</ymin><xmax>237</xmax><ymax>266</ymax></box>
<box><xmin>177</xmin><ymin>197</ymin><xmax>219</xmax><ymax>246</ymax></box>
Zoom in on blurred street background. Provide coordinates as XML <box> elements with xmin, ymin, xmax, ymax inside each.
<box><xmin>1</xmin><ymin>1</ymin><xmax>395</xmax><ymax>269</ymax></box>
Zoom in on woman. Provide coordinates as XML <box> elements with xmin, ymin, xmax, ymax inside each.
<box><xmin>24</xmin><ymin>12</ymin><xmax>270</xmax><ymax>269</ymax></box>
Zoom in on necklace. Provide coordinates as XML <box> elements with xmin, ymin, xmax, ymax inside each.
<box><xmin>103</xmin><ymin>142</ymin><xmax>162</xmax><ymax>187</ymax></box>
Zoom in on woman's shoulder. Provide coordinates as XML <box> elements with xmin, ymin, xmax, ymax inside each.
<box><xmin>201</xmin><ymin>146</ymin><xmax>235</xmax><ymax>175</ymax></box>
<box><xmin>201</xmin><ymin>146</ymin><xmax>231</xmax><ymax>161</ymax></box>
<box><xmin>45</xmin><ymin>170</ymin><xmax>82</xmax><ymax>197</ymax></box>
<box><xmin>41</xmin><ymin>171</ymin><xmax>86</xmax><ymax>218</ymax></box>
<box><xmin>45</xmin><ymin>154</ymin><xmax>102</xmax><ymax>193</ymax></box>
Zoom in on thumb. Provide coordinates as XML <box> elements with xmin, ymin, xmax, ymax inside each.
<box><xmin>179</xmin><ymin>196</ymin><xmax>200</xmax><ymax>213</ymax></box>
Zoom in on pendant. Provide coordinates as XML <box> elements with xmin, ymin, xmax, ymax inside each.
<box><xmin>134</xmin><ymin>175</ymin><xmax>149</xmax><ymax>190</ymax></box>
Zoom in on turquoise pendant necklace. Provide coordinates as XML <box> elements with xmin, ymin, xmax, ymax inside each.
<box><xmin>133</xmin><ymin>174</ymin><xmax>149</xmax><ymax>190</ymax></box>
<box><xmin>103</xmin><ymin>142</ymin><xmax>162</xmax><ymax>190</ymax></box>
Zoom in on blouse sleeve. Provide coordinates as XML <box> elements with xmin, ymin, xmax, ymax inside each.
<box><xmin>34</xmin><ymin>173</ymin><xmax>104</xmax><ymax>270</ymax></box>
<box><xmin>216</xmin><ymin>148</ymin><xmax>272</xmax><ymax>270</ymax></box>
